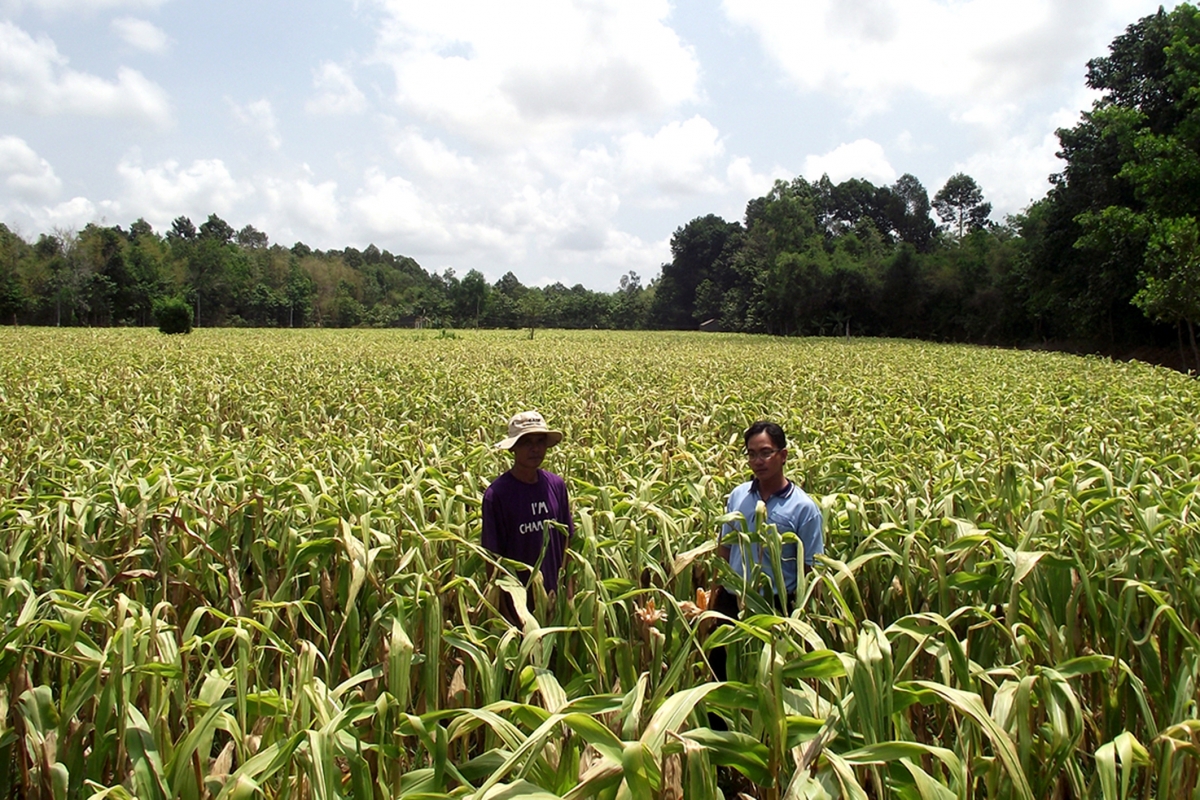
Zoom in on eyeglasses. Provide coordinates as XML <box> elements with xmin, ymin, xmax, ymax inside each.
<box><xmin>745</xmin><ymin>448</ymin><xmax>782</xmax><ymax>462</ymax></box>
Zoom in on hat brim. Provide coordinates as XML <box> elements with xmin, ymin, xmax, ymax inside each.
<box><xmin>494</xmin><ymin>429</ymin><xmax>564</xmax><ymax>451</ymax></box>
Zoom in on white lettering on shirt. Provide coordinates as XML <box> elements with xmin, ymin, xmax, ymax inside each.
<box><xmin>516</xmin><ymin>501</ymin><xmax>555</xmax><ymax>535</ymax></box>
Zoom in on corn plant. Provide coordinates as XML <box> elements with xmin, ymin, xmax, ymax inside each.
<box><xmin>0</xmin><ymin>328</ymin><xmax>1197</xmax><ymax>797</ymax></box>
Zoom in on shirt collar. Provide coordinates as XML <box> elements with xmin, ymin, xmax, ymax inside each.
<box><xmin>750</xmin><ymin>477</ymin><xmax>793</xmax><ymax>501</ymax></box>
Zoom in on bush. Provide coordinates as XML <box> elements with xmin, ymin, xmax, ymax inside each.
<box><xmin>154</xmin><ymin>297</ymin><xmax>193</xmax><ymax>334</ymax></box>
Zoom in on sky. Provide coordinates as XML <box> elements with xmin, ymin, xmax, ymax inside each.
<box><xmin>0</xmin><ymin>0</ymin><xmax>1183</xmax><ymax>291</ymax></box>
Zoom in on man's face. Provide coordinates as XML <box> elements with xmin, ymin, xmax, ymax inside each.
<box><xmin>512</xmin><ymin>433</ymin><xmax>549</xmax><ymax>471</ymax></box>
<box><xmin>745</xmin><ymin>431</ymin><xmax>786</xmax><ymax>484</ymax></box>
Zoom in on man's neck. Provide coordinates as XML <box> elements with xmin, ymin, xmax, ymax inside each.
<box><xmin>510</xmin><ymin>465</ymin><xmax>540</xmax><ymax>484</ymax></box>
<box><xmin>756</xmin><ymin>475</ymin><xmax>788</xmax><ymax>499</ymax></box>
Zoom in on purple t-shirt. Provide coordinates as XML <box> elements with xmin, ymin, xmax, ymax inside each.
<box><xmin>481</xmin><ymin>470</ymin><xmax>573</xmax><ymax>592</ymax></box>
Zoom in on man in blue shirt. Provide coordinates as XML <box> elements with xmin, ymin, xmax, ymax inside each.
<box><xmin>719</xmin><ymin>420</ymin><xmax>824</xmax><ymax>604</ymax></box>
<box><xmin>711</xmin><ymin>421</ymin><xmax>823</xmax><ymax>684</ymax></box>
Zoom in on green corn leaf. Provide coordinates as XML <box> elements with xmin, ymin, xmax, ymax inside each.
<box><xmin>123</xmin><ymin>705</ymin><xmax>169</xmax><ymax>800</ymax></box>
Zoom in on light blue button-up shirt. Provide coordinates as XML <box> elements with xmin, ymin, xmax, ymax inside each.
<box><xmin>723</xmin><ymin>478</ymin><xmax>823</xmax><ymax>596</ymax></box>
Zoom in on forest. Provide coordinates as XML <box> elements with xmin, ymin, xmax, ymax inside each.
<box><xmin>1</xmin><ymin>4</ymin><xmax>1198</xmax><ymax>370</ymax></box>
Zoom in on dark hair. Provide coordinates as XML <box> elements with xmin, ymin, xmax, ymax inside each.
<box><xmin>744</xmin><ymin>420</ymin><xmax>786</xmax><ymax>450</ymax></box>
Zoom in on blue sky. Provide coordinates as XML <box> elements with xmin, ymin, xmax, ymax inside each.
<box><xmin>0</xmin><ymin>0</ymin><xmax>1181</xmax><ymax>290</ymax></box>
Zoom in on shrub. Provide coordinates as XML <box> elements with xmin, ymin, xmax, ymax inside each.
<box><xmin>153</xmin><ymin>297</ymin><xmax>193</xmax><ymax>334</ymax></box>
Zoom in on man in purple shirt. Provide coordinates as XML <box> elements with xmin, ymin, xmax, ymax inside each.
<box><xmin>482</xmin><ymin>410</ymin><xmax>573</xmax><ymax>622</ymax></box>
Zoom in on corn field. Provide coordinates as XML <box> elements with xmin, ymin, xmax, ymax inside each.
<box><xmin>1</xmin><ymin>327</ymin><xmax>1199</xmax><ymax>799</ymax></box>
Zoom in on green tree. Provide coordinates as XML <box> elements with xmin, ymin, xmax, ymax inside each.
<box><xmin>198</xmin><ymin>214</ymin><xmax>235</xmax><ymax>245</ymax></box>
<box><xmin>153</xmin><ymin>296</ymin><xmax>192</xmax><ymax>334</ymax></box>
<box><xmin>651</xmin><ymin>214</ymin><xmax>744</xmax><ymax>328</ymax></box>
<box><xmin>933</xmin><ymin>173</ymin><xmax>992</xmax><ymax>239</ymax></box>
<box><xmin>611</xmin><ymin>271</ymin><xmax>648</xmax><ymax>328</ymax></box>
<box><xmin>1067</xmin><ymin>4</ymin><xmax>1200</xmax><ymax>363</ymax></box>
<box><xmin>286</xmin><ymin>257</ymin><xmax>315</xmax><ymax>327</ymax></box>
<box><xmin>518</xmin><ymin>289</ymin><xmax>546</xmax><ymax>331</ymax></box>
<box><xmin>453</xmin><ymin>269</ymin><xmax>489</xmax><ymax>326</ymax></box>
<box><xmin>48</xmin><ymin>228</ymin><xmax>89</xmax><ymax>326</ymax></box>
<box><xmin>488</xmin><ymin>271</ymin><xmax>525</xmax><ymax>327</ymax></box>
<box><xmin>125</xmin><ymin>220</ymin><xmax>168</xmax><ymax>325</ymax></box>
<box><xmin>184</xmin><ymin>214</ymin><xmax>238</xmax><ymax>325</ymax></box>
<box><xmin>1019</xmin><ymin>6</ymin><xmax>1179</xmax><ymax>344</ymax></box>
<box><xmin>0</xmin><ymin>224</ymin><xmax>30</xmax><ymax>324</ymax></box>
<box><xmin>77</xmin><ymin>224</ymin><xmax>135</xmax><ymax>325</ymax></box>
<box><xmin>1136</xmin><ymin>216</ymin><xmax>1200</xmax><ymax>364</ymax></box>
<box><xmin>169</xmin><ymin>216</ymin><xmax>197</xmax><ymax>242</ymax></box>
<box><xmin>235</xmin><ymin>224</ymin><xmax>269</xmax><ymax>249</ymax></box>
<box><xmin>889</xmin><ymin>173</ymin><xmax>938</xmax><ymax>251</ymax></box>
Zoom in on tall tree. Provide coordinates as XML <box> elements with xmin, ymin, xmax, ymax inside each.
<box><xmin>0</xmin><ymin>224</ymin><xmax>30</xmax><ymax>324</ymax></box>
<box><xmin>1062</xmin><ymin>4</ymin><xmax>1200</xmax><ymax>359</ymax></box>
<box><xmin>169</xmin><ymin>216</ymin><xmax>197</xmax><ymax>242</ymax></box>
<box><xmin>454</xmin><ymin>269</ymin><xmax>489</xmax><ymax>326</ymax></box>
<box><xmin>77</xmin><ymin>224</ymin><xmax>132</xmax><ymax>325</ymax></box>
<box><xmin>198</xmin><ymin>214</ymin><xmax>235</xmax><ymax>244</ymax></box>
<box><xmin>889</xmin><ymin>174</ymin><xmax>938</xmax><ymax>251</ymax></box>
<box><xmin>933</xmin><ymin>174</ymin><xmax>992</xmax><ymax>239</ymax></box>
<box><xmin>1020</xmin><ymin>6</ymin><xmax>1179</xmax><ymax>344</ymax></box>
<box><xmin>652</xmin><ymin>214</ymin><xmax>744</xmax><ymax>328</ymax></box>
<box><xmin>236</xmin><ymin>224</ymin><xmax>269</xmax><ymax>249</ymax></box>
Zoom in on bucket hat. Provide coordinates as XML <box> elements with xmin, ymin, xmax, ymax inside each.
<box><xmin>494</xmin><ymin>410</ymin><xmax>564</xmax><ymax>450</ymax></box>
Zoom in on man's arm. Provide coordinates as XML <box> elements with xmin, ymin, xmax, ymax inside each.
<box><xmin>557</xmin><ymin>477</ymin><xmax>574</xmax><ymax>538</ymax></box>
<box><xmin>797</xmin><ymin>500</ymin><xmax>823</xmax><ymax>571</ymax></box>
<box><xmin>718</xmin><ymin>497</ymin><xmax>734</xmax><ymax>562</ymax></box>
<box><xmin>482</xmin><ymin>489</ymin><xmax>502</xmax><ymax>583</ymax></box>
<box><xmin>481</xmin><ymin>488</ymin><xmax>498</xmax><ymax>551</ymax></box>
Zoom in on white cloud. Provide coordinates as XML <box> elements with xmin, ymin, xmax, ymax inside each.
<box><xmin>726</xmin><ymin>156</ymin><xmax>790</xmax><ymax>200</ymax></box>
<box><xmin>0</xmin><ymin>21</ymin><xmax>171</xmax><ymax>125</ymax></box>
<box><xmin>306</xmin><ymin>61</ymin><xmax>367</xmax><ymax>115</ymax></box>
<box><xmin>352</xmin><ymin>168</ymin><xmax>466</xmax><ymax>252</ymax></box>
<box><xmin>528</xmin><ymin>228</ymin><xmax>667</xmax><ymax>289</ymax></box>
<box><xmin>543</xmin><ymin>169</ymin><xmax>622</xmax><ymax>250</ymax></box>
<box><xmin>111</xmin><ymin>17</ymin><xmax>171</xmax><ymax>54</ymax></box>
<box><xmin>116</xmin><ymin>156</ymin><xmax>253</xmax><ymax>227</ymax></box>
<box><xmin>229</xmin><ymin>98</ymin><xmax>281</xmax><ymax>150</ymax></box>
<box><xmin>42</xmin><ymin>195</ymin><xmax>97</xmax><ymax>226</ymax></box>
<box><xmin>373</xmin><ymin>127</ymin><xmax>623</xmax><ymax>255</ymax></box>
<box><xmin>721</xmin><ymin>0</ymin><xmax>1158</xmax><ymax>115</ymax></box>
<box><xmin>951</xmin><ymin>131</ymin><xmax>1060</xmax><ymax>218</ymax></box>
<box><xmin>619</xmin><ymin>115</ymin><xmax>725</xmax><ymax>196</ymax></box>
<box><xmin>939</xmin><ymin>84</ymin><xmax>1106</xmax><ymax>216</ymax></box>
<box><xmin>722</xmin><ymin>0</ymin><xmax>1176</xmax><ymax>220</ymax></box>
<box><xmin>389</xmin><ymin>126</ymin><xmax>480</xmax><ymax>182</ymax></box>
<box><xmin>350</xmin><ymin>165</ymin><xmax>525</xmax><ymax>257</ymax></box>
<box><xmin>263</xmin><ymin>173</ymin><xmax>342</xmax><ymax>239</ymax></box>
<box><xmin>0</xmin><ymin>135</ymin><xmax>61</xmax><ymax>200</ymax></box>
<box><xmin>804</xmin><ymin>139</ymin><xmax>896</xmax><ymax>185</ymax></box>
<box><xmin>346</xmin><ymin>128</ymin><xmax>643</xmax><ymax>280</ymax></box>
<box><xmin>372</xmin><ymin>0</ymin><xmax>700</xmax><ymax>145</ymax></box>
<box><xmin>0</xmin><ymin>195</ymin><xmax>98</xmax><ymax>235</ymax></box>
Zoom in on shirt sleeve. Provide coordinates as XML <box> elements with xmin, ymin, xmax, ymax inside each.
<box><xmin>557</xmin><ymin>477</ymin><xmax>574</xmax><ymax>538</ymax></box>
<box><xmin>796</xmin><ymin>501</ymin><xmax>824</xmax><ymax>564</ymax></box>
<box><xmin>481</xmin><ymin>486</ymin><xmax>499</xmax><ymax>553</ymax></box>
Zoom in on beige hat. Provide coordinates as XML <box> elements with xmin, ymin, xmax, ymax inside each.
<box><xmin>494</xmin><ymin>410</ymin><xmax>564</xmax><ymax>450</ymax></box>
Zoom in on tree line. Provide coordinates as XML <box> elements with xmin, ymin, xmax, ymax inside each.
<box><xmin>1</xmin><ymin>4</ymin><xmax>1198</xmax><ymax>368</ymax></box>
<box><xmin>0</xmin><ymin>214</ymin><xmax>646</xmax><ymax>331</ymax></box>
<box><xmin>653</xmin><ymin>3</ymin><xmax>1200</xmax><ymax>369</ymax></box>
